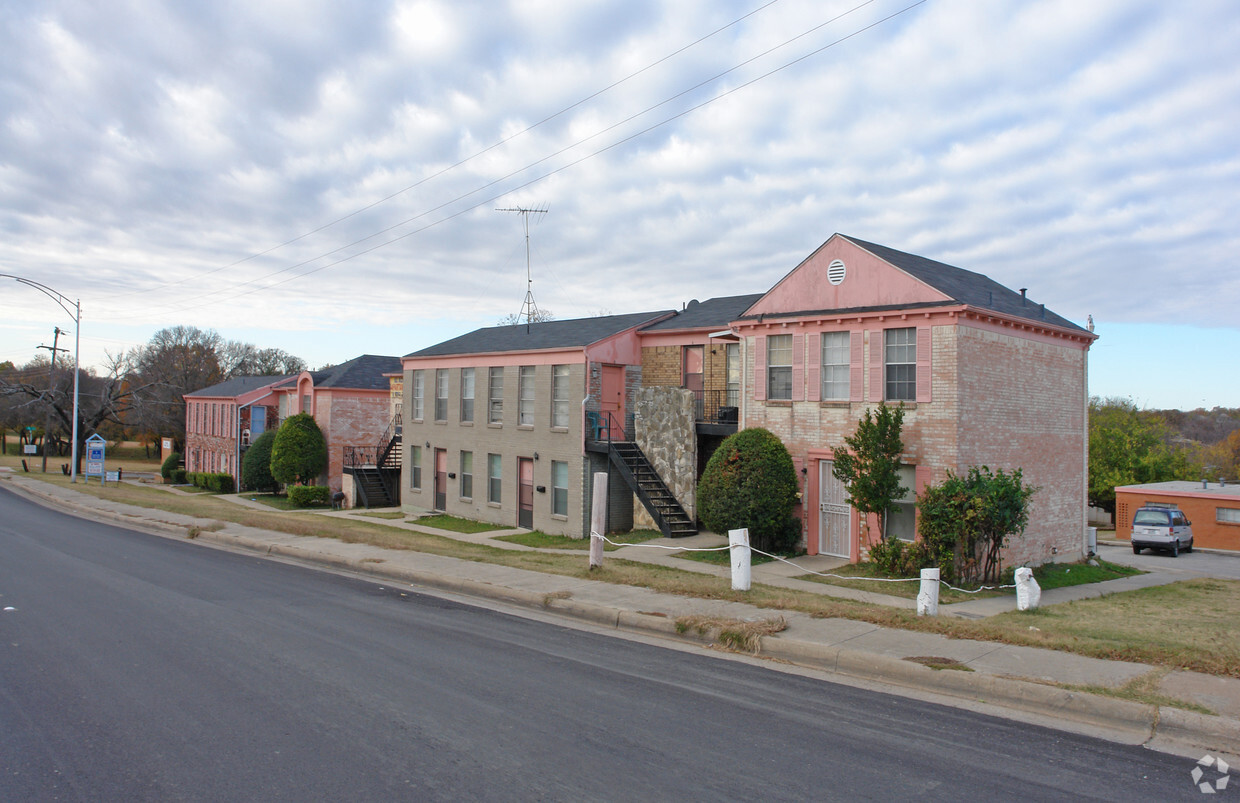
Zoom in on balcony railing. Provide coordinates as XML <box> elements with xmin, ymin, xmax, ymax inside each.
<box><xmin>691</xmin><ymin>389</ymin><xmax>739</xmax><ymax>425</ymax></box>
<box><xmin>344</xmin><ymin>446</ymin><xmax>379</xmax><ymax>468</ymax></box>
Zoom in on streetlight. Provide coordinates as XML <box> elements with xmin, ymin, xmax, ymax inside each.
<box><xmin>1</xmin><ymin>274</ymin><xmax>81</xmax><ymax>482</ymax></box>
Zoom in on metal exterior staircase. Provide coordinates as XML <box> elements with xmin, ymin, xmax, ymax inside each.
<box><xmin>352</xmin><ymin>465</ymin><xmax>395</xmax><ymax>509</ymax></box>
<box><xmin>346</xmin><ymin>414</ymin><xmax>402</xmax><ymax>509</ymax></box>
<box><xmin>606</xmin><ymin>441</ymin><xmax>697</xmax><ymax>538</ymax></box>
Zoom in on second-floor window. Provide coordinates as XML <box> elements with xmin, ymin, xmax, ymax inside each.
<box><xmin>551</xmin><ymin>365</ymin><xmax>570</xmax><ymax>428</ymax></box>
<box><xmin>460</xmin><ymin>368</ymin><xmax>475</xmax><ymax>423</ymax></box>
<box><xmin>518</xmin><ymin>366</ymin><xmax>535</xmax><ymax>426</ymax></box>
<box><xmin>488</xmin><ymin>367</ymin><xmax>504</xmax><ymax>424</ymax></box>
<box><xmin>767</xmin><ymin>335</ymin><xmax>792</xmax><ymax>400</ymax></box>
<box><xmin>726</xmin><ymin>343</ymin><xmax>740</xmax><ymax>407</ymax></box>
<box><xmin>884</xmin><ymin>328</ymin><xmax>916</xmax><ymax>402</ymax></box>
<box><xmin>435</xmin><ymin>368</ymin><xmax>449</xmax><ymax>421</ymax></box>
<box><xmin>412</xmin><ymin>371</ymin><xmax>424</xmax><ymax>420</ymax></box>
<box><xmin>821</xmin><ymin>332</ymin><xmax>850</xmax><ymax>401</ymax></box>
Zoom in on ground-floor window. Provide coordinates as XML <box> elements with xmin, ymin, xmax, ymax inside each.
<box><xmin>488</xmin><ymin>453</ymin><xmax>502</xmax><ymax>503</ymax></box>
<box><xmin>409</xmin><ymin>446</ymin><xmax>421</xmax><ymax>489</ymax></box>
<box><xmin>460</xmin><ymin>451</ymin><xmax>473</xmax><ymax>499</ymax></box>
<box><xmin>551</xmin><ymin>460</ymin><xmax>568</xmax><ymax>516</ymax></box>
<box><xmin>887</xmin><ymin>465</ymin><xmax>917</xmax><ymax>541</ymax></box>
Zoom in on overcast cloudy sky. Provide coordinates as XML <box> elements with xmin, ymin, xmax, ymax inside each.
<box><xmin>2</xmin><ymin>0</ymin><xmax>1237</xmax><ymax>410</ymax></box>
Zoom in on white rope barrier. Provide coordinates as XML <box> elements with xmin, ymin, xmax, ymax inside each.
<box><xmin>595</xmin><ymin>533</ymin><xmax>1016</xmax><ymax>593</ymax></box>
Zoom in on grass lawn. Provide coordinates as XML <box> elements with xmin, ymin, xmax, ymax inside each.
<box><xmin>496</xmin><ymin>529</ymin><xmax>663</xmax><ymax>551</ymax></box>
<box><xmin>413</xmin><ymin>514</ymin><xmax>504</xmax><ymax>533</ymax></box>
<box><xmin>8</xmin><ymin>470</ymin><xmax>1237</xmax><ymax>679</ymax></box>
<box><xmin>678</xmin><ymin>547</ymin><xmax>776</xmax><ymax>566</ymax></box>
<box><xmin>357</xmin><ymin>511</ymin><xmax>406</xmax><ymax>519</ymax></box>
<box><xmin>797</xmin><ymin>559</ymin><xmax>1143</xmax><ymax>604</ymax></box>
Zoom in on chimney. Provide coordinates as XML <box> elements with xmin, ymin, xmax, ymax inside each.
<box><xmin>1020</xmin><ymin>288</ymin><xmax>1027</xmax><ymax>301</ymax></box>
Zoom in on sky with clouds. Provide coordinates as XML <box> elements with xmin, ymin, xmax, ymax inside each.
<box><xmin>2</xmin><ymin>0</ymin><xmax>1237</xmax><ymax>410</ymax></box>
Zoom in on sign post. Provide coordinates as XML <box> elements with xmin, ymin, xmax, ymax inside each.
<box><xmin>85</xmin><ymin>433</ymin><xmax>106</xmax><ymax>484</ymax></box>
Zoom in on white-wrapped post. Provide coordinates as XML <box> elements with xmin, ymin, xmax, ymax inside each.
<box><xmin>917</xmin><ymin>567</ymin><xmax>940</xmax><ymax>616</ymax></box>
<box><xmin>588</xmin><ymin>472</ymin><xmax>607</xmax><ymax>570</ymax></box>
<box><xmin>1015</xmin><ymin>566</ymin><xmax>1041</xmax><ymax>610</ymax></box>
<box><xmin>729</xmin><ymin>528</ymin><xmax>751</xmax><ymax>591</ymax></box>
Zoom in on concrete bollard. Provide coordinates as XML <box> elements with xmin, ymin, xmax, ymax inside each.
<box><xmin>917</xmin><ymin>567</ymin><xmax>940</xmax><ymax>616</ymax></box>
<box><xmin>729</xmin><ymin>528</ymin><xmax>751</xmax><ymax>591</ymax></box>
<box><xmin>1015</xmin><ymin>566</ymin><xmax>1041</xmax><ymax>610</ymax></box>
<box><xmin>588</xmin><ymin>472</ymin><xmax>607</xmax><ymax>570</ymax></box>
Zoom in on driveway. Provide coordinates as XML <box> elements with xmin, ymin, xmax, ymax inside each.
<box><xmin>1097</xmin><ymin>541</ymin><xmax>1240</xmax><ymax>581</ymax></box>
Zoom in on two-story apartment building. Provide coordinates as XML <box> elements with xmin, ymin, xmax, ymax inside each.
<box><xmin>401</xmin><ymin>311</ymin><xmax>673</xmax><ymax>537</ymax></box>
<box><xmin>184</xmin><ymin>374</ymin><xmax>292</xmax><ymax>481</ymax></box>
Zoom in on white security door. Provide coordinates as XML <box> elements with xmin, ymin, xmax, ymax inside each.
<box><xmin>819</xmin><ymin>461</ymin><xmax>851</xmax><ymax>558</ymax></box>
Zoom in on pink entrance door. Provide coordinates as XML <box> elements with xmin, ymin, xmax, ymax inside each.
<box><xmin>600</xmin><ymin>365</ymin><xmax>625</xmax><ymax>438</ymax></box>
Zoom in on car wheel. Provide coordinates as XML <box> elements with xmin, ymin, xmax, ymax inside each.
<box><xmin>1171</xmin><ymin>541</ymin><xmax>1179</xmax><ymax>558</ymax></box>
<box><xmin>1132</xmin><ymin>544</ymin><xmax>1141</xmax><ymax>554</ymax></box>
<box><xmin>1186</xmin><ymin>537</ymin><xmax>1193</xmax><ymax>554</ymax></box>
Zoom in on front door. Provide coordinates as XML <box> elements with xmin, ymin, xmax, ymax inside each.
<box><xmin>819</xmin><ymin>460</ymin><xmax>851</xmax><ymax>558</ymax></box>
<box><xmin>434</xmin><ymin>448</ymin><xmax>447</xmax><ymax>511</ymax></box>
<box><xmin>600</xmin><ymin>365</ymin><xmax>625</xmax><ymax>438</ymax></box>
<box><xmin>517</xmin><ymin>457</ymin><xmax>534</xmax><ymax>529</ymax></box>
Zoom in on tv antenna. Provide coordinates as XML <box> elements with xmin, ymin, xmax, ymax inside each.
<box><xmin>497</xmin><ymin>205</ymin><xmax>548</xmax><ymax>330</ymax></box>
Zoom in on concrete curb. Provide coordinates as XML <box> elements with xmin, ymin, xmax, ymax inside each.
<box><xmin>6</xmin><ymin>475</ymin><xmax>1238</xmax><ymax>758</ymax></box>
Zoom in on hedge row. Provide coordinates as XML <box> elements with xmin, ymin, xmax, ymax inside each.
<box><xmin>185</xmin><ymin>471</ymin><xmax>236</xmax><ymax>494</ymax></box>
<box><xmin>287</xmin><ymin>485</ymin><xmax>330</xmax><ymax>507</ymax></box>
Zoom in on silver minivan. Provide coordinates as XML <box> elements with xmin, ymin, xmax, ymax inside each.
<box><xmin>1130</xmin><ymin>505</ymin><xmax>1194</xmax><ymax>556</ymax></box>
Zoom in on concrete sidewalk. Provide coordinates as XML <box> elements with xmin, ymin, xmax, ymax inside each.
<box><xmin>4</xmin><ymin>470</ymin><xmax>1238</xmax><ymax>761</ymax></box>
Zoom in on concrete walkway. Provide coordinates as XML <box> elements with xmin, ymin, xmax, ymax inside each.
<box><xmin>3</xmin><ymin>469</ymin><xmax>1238</xmax><ymax>761</ymax></box>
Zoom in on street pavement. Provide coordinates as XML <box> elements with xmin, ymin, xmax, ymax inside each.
<box><xmin>3</xmin><ymin>468</ymin><xmax>1238</xmax><ymax>762</ymax></box>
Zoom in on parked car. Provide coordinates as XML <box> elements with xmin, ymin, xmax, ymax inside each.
<box><xmin>1130</xmin><ymin>505</ymin><xmax>1194</xmax><ymax>556</ymax></box>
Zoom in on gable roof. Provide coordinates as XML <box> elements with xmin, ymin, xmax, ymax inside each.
<box><xmin>185</xmin><ymin>374</ymin><xmax>293</xmax><ymax>399</ymax></box>
<box><xmin>640</xmin><ymin>294</ymin><xmax>764</xmax><ymax>332</ymax></box>
<box><xmin>839</xmin><ymin>235</ymin><xmax>1087</xmax><ymax>332</ymax></box>
<box><xmin>408</xmin><ymin>310</ymin><xmax>674</xmax><ymax>358</ymax></box>
<box><xmin>303</xmin><ymin>354</ymin><xmax>402</xmax><ymax>391</ymax></box>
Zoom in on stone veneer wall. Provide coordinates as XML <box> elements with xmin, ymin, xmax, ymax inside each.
<box><xmin>633</xmin><ymin>386</ymin><xmax>697</xmax><ymax>529</ymax></box>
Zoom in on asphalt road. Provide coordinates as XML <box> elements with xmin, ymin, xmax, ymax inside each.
<box><xmin>0</xmin><ymin>486</ymin><xmax>1204</xmax><ymax>801</ymax></box>
<box><xmin>1099</xmin><ymin>541</ymin><xmax>1240</xmax><ymax>580</ymax></box>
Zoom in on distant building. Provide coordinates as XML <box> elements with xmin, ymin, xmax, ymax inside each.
<box><xmin>1115</xmin><ymin>480</ymin><xmax>1240</xmax><ymax>552</ymax></box>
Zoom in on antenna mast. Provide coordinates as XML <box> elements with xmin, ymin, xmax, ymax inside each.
<box><xmin>497</xmin><ymin>205</ymin><xmax>548</xmax><ymax>330</ymax></box>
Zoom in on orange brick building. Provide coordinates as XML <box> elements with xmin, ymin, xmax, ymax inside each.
<box><xmin>1115</xmin><ymin>481</ymin><xmax>1240</xmax><ymax>552</ymax></box>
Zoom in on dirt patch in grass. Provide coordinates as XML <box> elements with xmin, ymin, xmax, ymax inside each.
<box><xmin>496</xmin><ymin>529</ymin><xmax>662</xmax><ymax>551</ymax></box>
<box><xmin>1055</xmin><ymin>667</ymin><xmax>1214</xmax><ymax>715</ymax></box>
<box><xmin>904</xmin><ymin>656</ymin><xmax>974</xmax><ymax>672</ymax></box>
<box><xmin>675</xmin><ymin>614</ymin><xmax>788</xmax><ymax>653</ymax></box>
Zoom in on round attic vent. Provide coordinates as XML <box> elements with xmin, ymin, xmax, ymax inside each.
<box><xmin>827</xmin><ymin>259</ymin><xmax>846</xmax><ymax>286</ymax></box>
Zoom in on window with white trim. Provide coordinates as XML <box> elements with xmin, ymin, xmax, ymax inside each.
<box><xmin>551</xmin><ymin>460</ymin><xmax>568</xmax><ymax>516</ymax></box>
<box><xmin>884</xmin><ymin>328</ymin><xmax>916</xmax><ymax>402</ymax></box>
<box><xmin>887</xmin><ymin>465</ymin><xmax>917</xmax><ymax>542</ymax></box>
<box><xmin>518</xmin><ymin>366</ymin><xmax>535</xmax><ymax>426</ymax></box>
<box><xmin>409</xmin><ymin>446</ymin><xmax>422</xmax><ymax>490</ymax></box>
<box><xmin>460</xmin><ymin>368</ymin><xmax>475</xmax><ymax>423</ymax></box>
<box><xmin>551</xmin><ymin>365</ymin><xmax>570</xmax><ymax>428</ymax></box>
<box><xmin>1218</xmin><ymin>508</ymin><xmax>1240</xmax><ymax>524</ymax></box>
<box><xmin>412</xmin><ymin>370</ymin><xmax>424</xmax><ymax>420</ymax></box>
<box><xmin>821</xmin><ymin>331</ymin><xmax>850</xmax><ymax>401</ymax></box>
<box><xmin>487</xmin><ymin>453</ymin><xmax>502</xmax><ymax>503</ymax></box>
<box><xmin>766</xmin><ymin>334</ymin><xmax>792</xmax><ymax>400</ymax></box>
<box><xmin>488</xmin><ymin>367</ymin><xmax>503</xmax><ymax>424</ymax></box>
<box><xmin>435</xmin><ymin>368</ymin><xmax>449</xmax><ymax>421</ymax></box>
<box><xmin>460</xmin><ymin>451</ymin><xmax>473</xmax><ymax>499</ymax></box>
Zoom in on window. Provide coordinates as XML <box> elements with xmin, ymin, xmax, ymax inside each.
<box><xmin>412</xmin><ymin>371</ymin><xmax>424</xmax><ymax>420</ymax></box>
<box><xmin>460</xmin><ymin>451</ymin><xmax>473</xmax><ymax>499</ymax></box>
<box><xmin>551</xmin><ymin>365</ymin><xmax>570</xmax><ymax>428</ymax></box>
<box><xmin>488</xmin><ymin>367</ymin><xmax>504</xmax><ymax>424</ymax></box>
<box><xmin>884</xmin><ymin>328</ymin><xmax>916</xmax><ymax>402</ymax></box>
<box><xmin>551</xmin><ymin>460</ymin><xmax>568</xmax><ymax>517</ymax></box>
<box><xmin>766</xmin><ymin>335</ymin><xmax>792</xmax><ymax>400</ymax></box>
<box><xmin>726</xmin><ymin>343</ymin><xmax>740</xmax><ymax>407</ymax></box>
<box><xmin>409</xmin><ymin>446</ymin><xmax>422</xmax><ymax>490</ymax></box>
<box><xmin>682</xmin><ymin>346</ymin><xmax>704</xmax><ymax>392</ymax></box>
<box><xmin>887</xmin><ymin>465</ymin><xmax>918</xmax><ymax>542</ymax></box>
<box><xmin>487</xmin><ymin>454</ymin><xmax>502</xmax><ymax>503</ymax></box>
<box><xmin>460</xmin><ymin>368</ymin><xmax>475</xmax><ymax>423</ymax></box>
<box><xmin>518</xmin><ymin>365</ymin><xmax>535</xmax><ymax>426</ymax></box>
<box><xmin>434</xmin><ymin>368</ymin><xmax>449</xmax><ymax>421</ymax></box>
<box><xmin>821</xmin><ymin>332</ymin><xmax>850</xmax><ymax>400</ymax></box>
<box><xmin>302</xmin><ymin>394</ymin><xmax>311</xmax><ymax>414</ymax></box>
<box><xmin>1218</xmin><ymin>508</ymin><xmax>1240</xmax><ymax>524</ymax></box>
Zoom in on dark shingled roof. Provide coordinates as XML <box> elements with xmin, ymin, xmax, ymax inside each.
<box><xmin>640</xmin><ymin>294</ymin><xmax>764</xmax><ymax>332</ymax></box>
<box><xmin>840</xmin><ymin>235</ymin><xmax>1087</xmax><ymax>332</ymax></box>
<box><xmin>408</xmin><ymin>310</ymin><xmax>673</xmax><ymax>358</ymax></box>
<box><xmin>185</xmin><ymin>374</ymin><xmax>293</xmax><ymax>398</ymax></box>
<box><xmin>306</xmin><ymin>354</ymin><xmax>402</xmax><ymax>390</ymax></box>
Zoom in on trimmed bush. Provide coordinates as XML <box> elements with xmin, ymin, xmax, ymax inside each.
<box><xmin>287</xmin><ymin>485</ymin><xmax>331</xmax><ymax>508</ymax></box>
<box><xmin>172</xmin><ymin>468</ymin><xmax>187</xmax><ymax>484</ymax></box>
<box><xmin>241</xmin><ymin>430</ymin><xmax>278</xmax><ymax>493</ymax></box>
<box><xmin>697</xmin><ymin>427</ymin><xmax>800</xmax><ymax>554</ymax></box>
<box><xmin>271</xmin><ymin>413</ymin><xmax>327</xmax><ymax>487</ymax></box>
<box><xmin>161</xmin><ymin>451</ymin><xmax>181</xmax><ymax>480</ymax></box>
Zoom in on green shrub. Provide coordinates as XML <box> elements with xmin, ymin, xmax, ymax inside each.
<box><xmin>271</xmin><ymin>413</ymin><xmax>327</xmax><ymax>486</ymax></box>
<box><xmin>161</xmin><ymin>451</ymin><xmax>181</xmax><ymax>479</ymax></box>
<box><xmin>287</xmin><ymin>485</ymin><xmax>331</xmax><ymax>508</ymax></box>
<box><xmin>172</xmin><ymin>468</ymin><xmax>187</xmax><ymax>484</ymax></box>
<box><xmin>697</xmin><ymin>427</ymin><xmax>800</xmax><ymax>554</ymax></box>
<box><xmin>867</xmin><ymin>537</ymin><xmax>935</xmax><ymax>577</ymax></box>
<box><xmin>241</xmin><ymin>430</ymin><xmax>278</xmax><ymax>492</ymax></box>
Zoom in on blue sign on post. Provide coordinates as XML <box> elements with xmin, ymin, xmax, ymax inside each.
<box><xmin>85</xmin><ymin>433</ymin><xmax>106</xmax><ymax>483</ymax></box>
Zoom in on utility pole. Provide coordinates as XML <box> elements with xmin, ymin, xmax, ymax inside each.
<box><xmin>497</xmin><ymin>205</ymin><xmax>548</xmax><ymax>332</ymax></box>
<box><xmin>36</xmin><ymin>326</ymin><xmax>69</xmax><ymax>473</ymax></box>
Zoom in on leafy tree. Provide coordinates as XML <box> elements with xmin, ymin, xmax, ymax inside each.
<box><xmin>270</xmin><ymin>413</ymin><xmax>327</xmax><ymax>486</ymax></box>
<box><xmin>917</xmin><ymin>466</ymin><xmax>1037</xmax><ymax>585</ymax></box>
<box><xmin>832</xmin><ymin>403</ymin><xmax>907</xmax><ymax>545</ymax></box>
<box><xmin>241</xmin><ymin>430</ymin><xmax>278</xmax><ymax>492</ymax></box>
<box><xmin>697</xmin><ymin>427</ymin><xmax>800</xmax><ymax>553</ymax></box>
<box><xmin>1089</xmin><ymin>397</ymin><xmax>1188</xmax><ymax>515</ymax></box>
<box><xmin>496</xmin><ymin>309</ymin><xmax>555</xmax><ymax>326</ymax></box>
